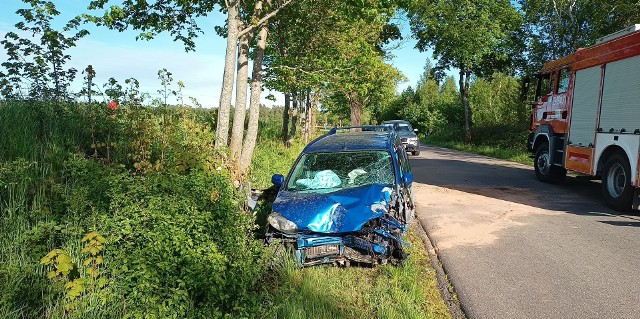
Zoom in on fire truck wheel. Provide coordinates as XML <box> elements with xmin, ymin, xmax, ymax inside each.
<box><xmin>534</xmin><ymin>142</ymin><xmax>566</xmax><ymax>183</ymax></box>
<box><xmin>601</xmin><ymin>153</ymin><xmax>633</xmax><ymax>211</ymax></box>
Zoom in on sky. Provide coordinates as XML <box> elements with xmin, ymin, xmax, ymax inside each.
<box><xmin>0</xmin><ymin>1</ymin><xmax>440</xmax><ymax>108</ymax></box>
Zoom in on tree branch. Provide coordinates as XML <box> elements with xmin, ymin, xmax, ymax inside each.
<box><xmin>237</xmin><ymin>0</ymin><xmax>294</xmax><ymax>38</ymax></box>
<box><xmin>269</xmin><ymin>65</ymin><xmax>356</xmax><ymax>76</ymax></box>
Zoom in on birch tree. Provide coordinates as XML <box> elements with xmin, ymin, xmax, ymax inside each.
<box><xmin>88</xmin><ymin>0</ymin><xmax>292</xmax><ymax>174</ymax></box>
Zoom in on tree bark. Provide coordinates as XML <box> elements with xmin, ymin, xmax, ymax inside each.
<box><xmin>303</xmin><ymin>89</ymin><xmax>311</xmax><ymax>143</ymax></box>
<box><xmin>215</xmin><ymin>2</ymin><xmax>240</xmax><ymax>148</ymax></box>
<box><xmin>460</xmin><ymin>68</ymin><xmax>472</xmax><ymax>143</ymax></box>
<box><xmin>229</xmin><ymin>32</ymin><xmax>250</xmax><ymax>162</ymax></box>
<box><xmin>282</xmin><ymin>93</ymin><xmax>290</xmax><ymax>143</ymax></box>
<box><xmin>350</xmin><ymin>96</ymin><xmax>362</xmax><ymax>126</ymax></box>
<box><xmin>239</xmin><ymin>9</ymin><xmax>270</xmax><ymax>173</ymax></box>
<box><xmin>310</xmin><ymin>87</ymin><xmax>319</xmax><ymax>135</ymax></box>
<box><xmin>289</xmin><ymin>92</ymin><xmax>298</xmax><ymax>139</ymax></box>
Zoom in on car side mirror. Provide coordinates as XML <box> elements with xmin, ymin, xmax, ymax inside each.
<box><xmin>403</xmin><ymin>173</ymin><xmax>414</xmax><ymax>186</ymax></box>
<box><xmin>271</xmin><ymin>174</ymin><xmax>284</xmax><ymax>188</ymax></box>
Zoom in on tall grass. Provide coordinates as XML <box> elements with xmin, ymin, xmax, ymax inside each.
<box><xmin>264</xmin><ymin>231</ymin><xmax>451</xmax><ymax>319</ymax></box>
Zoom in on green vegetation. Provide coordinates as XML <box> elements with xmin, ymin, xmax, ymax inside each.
<box><xmin>4</xmin><ymin>0</ymin><xmax>638</xmax><ymax>317</ymax></box>
<box><xmin>427</xmin><ymin>139</ymin><xmax>531</xmax><ymax>165</ymax></box>
<box><xmin>0</xmin><ymin>100</ymin><xmax>451</xmax><ymax>318</ymax></box>
<box><xmin>377</xmin><ymin>64</ymin><xmax>532</xmax><ymax>166</ymax></box>
<box><xmin>265</xmin><ymin>231</ymin><xmax>451</xmax><ymax>319</ymax></box>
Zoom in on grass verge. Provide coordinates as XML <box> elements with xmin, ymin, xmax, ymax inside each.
<box><xmin>264</xmin><ymin>229</ymin><xmax>452</xmax><ymax>319</ymax></box>
<box><xmin>426</xmin><ymin>139</ymin><xmax>532</xmax><ymax>166</ymax></box>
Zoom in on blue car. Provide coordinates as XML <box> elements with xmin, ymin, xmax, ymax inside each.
<box><xmin>266</xmin><ymin>126</ymin><xmax>415</xmax><ymax>267</ymax></box>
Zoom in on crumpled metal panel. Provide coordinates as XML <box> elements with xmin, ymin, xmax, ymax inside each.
<box><xmin>272</xmin><ymin>184</ymin><xmax>393</xmax><ymax>233</ymax></box>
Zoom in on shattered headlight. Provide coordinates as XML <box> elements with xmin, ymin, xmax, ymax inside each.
<box><xmin>267</xmin><ymin>212</ymin><xmax>298</xmax><ymax>234</ymax></box>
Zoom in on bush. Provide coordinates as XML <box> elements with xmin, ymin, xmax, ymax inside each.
<box><xmin>102</xmin><ymin>170</ymin><xmax>265</xmax><ymax>318</ymax></box>
<box><xmin>0</xmin><ymin>101</ymin><xmax>268</xmax><ymax>318</ymax></box>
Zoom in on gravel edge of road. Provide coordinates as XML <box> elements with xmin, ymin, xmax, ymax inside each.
<box><xmin>414</xmin><ymin>220</ymin><xmax>467</xmax><ymax>319</ymax></box>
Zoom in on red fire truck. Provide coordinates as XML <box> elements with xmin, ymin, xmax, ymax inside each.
<box><xmin>524</xmin><ymin>24</ymin><xmax>640</xmax><ymax>211</ymax></box>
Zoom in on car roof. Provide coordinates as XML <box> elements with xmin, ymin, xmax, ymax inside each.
<box><xmin>303</xmin><ymin>131</ymin><xmax>395</xmax><ymax>153</ymax></box>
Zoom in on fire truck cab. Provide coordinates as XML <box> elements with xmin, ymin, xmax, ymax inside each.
<box><xmin>524</xmin><ymin>25</ymin><xmax>640</xmax><ymax>211</ymax></box>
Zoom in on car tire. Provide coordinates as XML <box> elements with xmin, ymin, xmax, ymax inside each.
<box><xmin>534</xmin><ymin>142</ymin><xmax>565</xmax><ymax>183</ymax></box>
<box><xmin>601</xmin><ymin>153</ymin><xmax>634</xmax><ymax>211</ymax></box>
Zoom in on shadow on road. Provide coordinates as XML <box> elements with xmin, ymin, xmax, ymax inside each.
<box><xmin>410</xmin><ymin>147</ymin><xmax>639</xmax><ymax>221</ymax></box>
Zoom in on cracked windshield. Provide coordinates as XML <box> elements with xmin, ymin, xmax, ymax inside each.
<box><xmin>287</xmin><ymin>151</ymin><xmax>395</xmax><ymax>192</ymax></box>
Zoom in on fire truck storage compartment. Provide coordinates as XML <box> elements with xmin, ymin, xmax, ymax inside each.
<box><xmin>599</xmin><ymin>55</ymin><xmax>640</xmax><ymax>134</ymax></box>
<box><xmin>569</xmin><ymin>65</ymin><xmax>601</xmax><ymax>147</ymax></box>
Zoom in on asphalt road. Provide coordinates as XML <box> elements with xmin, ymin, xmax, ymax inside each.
<box><xmin>410</xmin><ymin>145</ymin><xmax>640</xmax><ymax>319</ymax></box>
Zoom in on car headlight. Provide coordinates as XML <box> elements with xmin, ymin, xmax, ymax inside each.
<box><xmin>267</xmin><ymin>212</ymin><xmax>298</xmax><ymax>234</ymax></box>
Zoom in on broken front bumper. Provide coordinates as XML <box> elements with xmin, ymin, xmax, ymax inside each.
<box><xmin>266</xmin><ymin>218</ymin><xmax>408</xmax><ymax>267</ymax></box>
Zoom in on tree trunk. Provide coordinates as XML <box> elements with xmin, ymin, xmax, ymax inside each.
<box><xmin>460</xmin><ymin>68</ymin><xmax>472</xmax><ymax>143</ymax></box>
<box><xmin>289</xmin><ymin>92</ymin><xmax>298</xmax><ymax>138</ymax></box>
<box><xmin>239</xmin><ymin>12</ymin><xmax>270</xmax><ymax>173</ymax></box>
<box><xmin>350</xmin><ymin>96</ymin><xmax>362</xmax><ymax>126</ymax></box>
<box><xmin>215</xmin><ymin>2</ymin><xmax>240</xmax><ymax>149</ymax></box>
<box><xmin>303</xmin><ymin>89</ymin><xmax>311</xmax><ymax>143</ymax></box>
<box><xmin>229</xmin><ymin>32</ymin><xmax>250</xmax><ymax>162</ymax></box>
<box><xmin>310</xmin><ymin>87</ymin><xmax>319</xmax><ymax>135</ymax></box>
<box><xmin>282</xmin><ymin>93</ymin><xmax>290</xmax><ymax>143</ymax></box>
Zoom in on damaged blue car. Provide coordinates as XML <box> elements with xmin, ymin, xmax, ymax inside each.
<box><xmin>266</xmin><ymin>126</ymin><xmax>415</xmax><ymax>267</ymax></box>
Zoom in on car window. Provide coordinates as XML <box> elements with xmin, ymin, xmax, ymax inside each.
<box><xmin>287</xmin><ymin>150</ymin><xmax>395</xmax><ymax>192</ymax></box>
<box><xmin>557</xmin><ymin>68</ymin><xmax>570</xmax><ymax>93</ymax></box>
<box><xmin>396</xmin><ymin>124</ymin><xmax>412</xmax><ymax>132</ymax></box>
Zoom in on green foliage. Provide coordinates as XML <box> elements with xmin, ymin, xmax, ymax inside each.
<box><xmin>0</xmin><ymin>100</ymin><xmax>266</xmax><ymax>318</ymax></box>
<box><xmin>377</xmin><ymin>65</ymin><xmax>460</xmax><ymax>138</ymax></box>
<box><xmin>0</xmin><ymin>0</ymin><xmax>88</xmax><ymax>100</ymax></box>
<box><xmin>102</xmin><ymin>170</ymin><xmax>265</xmax><ymax>317</ymax></box>
<box><xmin>86</xmin><ymin>0</ymin><xmax>216</xmax><ymax>52</ymax></box>
<box><xmin>264</xmin><ymin>0</ymin><xmax>404</xmax><ymax>126</ymax></box>
<box><xmin>40</xmin><ymin>249</ymin><xmax>75</xmax><ymax>280</ymax></box>
<box><xmin>407</xmin><ymin>0</ymin><xmax>522</xmax><ymax>72</ymax></box>
<box><xmin>520</xmin><ymin>0</ymin><xmax>640</xmax><ymax>73</ymax></box>
<box><xmin>379</xmin><ymin>60</ymin><xmax>529</xmax><ymax>150</ymax></box>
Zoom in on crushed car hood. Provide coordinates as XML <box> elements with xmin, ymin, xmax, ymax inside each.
<box><xmin>273</xmin><ymin>184</ymin><xmax>393</xmax><ymax>233</ymax></box>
